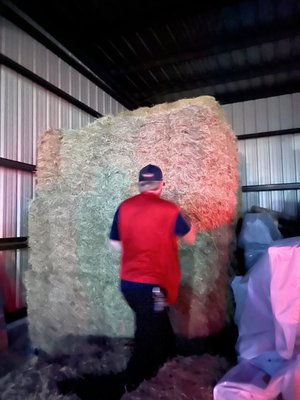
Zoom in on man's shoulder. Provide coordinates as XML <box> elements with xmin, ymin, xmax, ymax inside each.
<box><xmin>119</xmin><ymin>194</ymin><xmax>140</xmax><ymax>207</ymax></box>
<box><xmin>157</xmin><ymin>197</ymin><xmax>179</xmax><ymax>211</ymax></box>
<box><xmin>120</xmin><ymin>194</ymin><xmax>179</xmax><ymax>212</ymax></box>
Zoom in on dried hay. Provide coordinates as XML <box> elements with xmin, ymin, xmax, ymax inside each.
<box><xmin>172</xmin><ymin>225</ymin><xmax>235</xmax><ymax>337</ymax></box>
<box><xmin>27</xmin><ymin>96</ymin><xmax>239</xmax><ymax>352</ymax></box>
<box><xmin>0</xmin><ymin>342</ymin><xmax>229</xmax><ymax>400</ymax></box>
<box><xmin>121</xmin><ymin>354</ymin><xmax>229</xmax><ymax>400</ymax></box>
<box><xmin>0</xmin><ymin>336</ymin><xmax>131</xmax><ymax>400</ymax></box>
<box><xmin>133</xmin><ymin>101</ymin><xmax>237</xmax><ymax>230</ymax></box>
<box><xmin>133</xmin><ymin>96</ymin><xmax>227</xmax><ymax>123</ymax></box>
<box><xmin>36</xmin><ymin>129</ymin><xmax>63</xmax><ymax>188</ymax></box>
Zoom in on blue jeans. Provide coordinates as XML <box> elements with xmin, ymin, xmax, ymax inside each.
<box><xmin>121</xmin><ymin>280</ymin><xmax>176</xmax><ymax>384</ymax></box>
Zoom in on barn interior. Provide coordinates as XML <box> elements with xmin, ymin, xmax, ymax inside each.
<box><xmin>0</xmin><ymin>0</ymin><xmax>300</xmax><ymax>399</ymax></box>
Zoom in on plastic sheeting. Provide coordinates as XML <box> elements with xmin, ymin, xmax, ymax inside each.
<box><xmin>214</xmin><ymin>358</ymin><xmax>300</xmax><ymax>400</ymax></box>
<box><xmin>237</xmin><ymin>213</ymin><xmax>282</xmax><ymax>270</ymax></box>
<box><xmin>214</xmin><ymin>237</ymin><xmax>300</xmax><ymax>400</ymax></box>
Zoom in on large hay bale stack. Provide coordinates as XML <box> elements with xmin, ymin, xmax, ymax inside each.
<box><xmin>27</xmin><ymin>96</ymin><xmax>239</xmax><ymax>353</ymax></box>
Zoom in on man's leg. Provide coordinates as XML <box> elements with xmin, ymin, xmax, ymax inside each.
<box><xmin>160</xmin><ymin>307</ymin><xmax>177</xmax><ymax>360</ymax></box>
<box><xmin>121</xmin><ymin>282</ymin><xmax>175</xmax><ymax>385</ymax></box>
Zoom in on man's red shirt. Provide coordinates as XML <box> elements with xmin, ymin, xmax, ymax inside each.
<box><xmin>118</xmin><ymin>192</ymin><xmax>181</xmax><ymax>304</ymax></box>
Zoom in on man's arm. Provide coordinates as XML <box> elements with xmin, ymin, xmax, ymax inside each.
<box><xmin>109</xmin><ymin>208</ymin><xmax>122</xmax><ymax>252</ymax></box>
<box><xmin>175</xmin><ymin>212</ymin><xmax>196</xmax><ymax>245</ymax></box>
<box><xmin>181</xmin><ymin>223</ymin><xmax>196</xmax><ymax>244</ymax></box>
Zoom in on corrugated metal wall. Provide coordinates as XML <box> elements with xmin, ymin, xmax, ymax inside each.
<box><xmin>0</xmin><ymin>65</ymin><xmax>96</xmax><ymax>164</ymax></box>
<box><xmin>0</xmin><ymin>168</ymin><xmax>33</xmax><ymax>238</ymax></box>
<box><xmin>1</xmin><ymin>15</ymin><xmax>300</xmax><ymax>312</ymax></box>
<box><xmin>0</xmin><ymin>249</ymin><xmax>28</xmax><ymax>309</ymax></box>
<box><xmin>0</xmin><ymin>16</ymin><xmax>128</xmax><ymax>311</ymax></box>
<box><xmin>223</xmin><ymin>93</ymin><xmax>300</xmax><ymax>218</ymax></box>
<box><xmin>0</xmin><ymin>16</ymin><xmax>127</xmax><ymax>116</ymax></box>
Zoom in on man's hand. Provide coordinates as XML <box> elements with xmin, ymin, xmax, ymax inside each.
<box><xmin>109</xmin><ymin>240</ymin><xmax>122</xmax><ymax>253</ymax></box>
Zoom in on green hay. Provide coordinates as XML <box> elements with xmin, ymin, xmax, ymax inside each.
<box><xmin>74</xmin><ymin>187</ymin><xmax>134</xmax><ymax>336</ymax></box>
<box><xmin>172</xmin><ymin>225</ymin><xmax>235</xmax><ymax>337</ymax></box>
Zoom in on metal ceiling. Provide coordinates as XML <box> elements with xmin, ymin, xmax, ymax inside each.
<box><xmin>1</xmin><ymin>0</ymin><xmax>300</xmax><ymax>110</ymax></box>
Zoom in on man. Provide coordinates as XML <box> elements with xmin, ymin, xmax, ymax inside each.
<box><xmin>109</xmin><ymin>164</ymin><xmax>195</xmax><ymax>388</ymax></box>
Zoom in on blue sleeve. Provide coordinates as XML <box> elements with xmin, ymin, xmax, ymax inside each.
<box><xmin>109</xmin><ymin>208</ymin><xmax>120</xmax><ymax>240</ymax></box>
<box><xmin>174</xmin><ymin>212</ymin><xmax>191</xmax><ymax>237</ymax></box>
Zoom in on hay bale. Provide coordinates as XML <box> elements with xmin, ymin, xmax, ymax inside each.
<box><xmin>27</xmin><ymin>96</ymin><xmax>239</xmax><ymax>353</ymax></box>
<box><xmin>36</xmin><ymin>129</ymin><xmax>63</xmax><ymax>188</ymax></box>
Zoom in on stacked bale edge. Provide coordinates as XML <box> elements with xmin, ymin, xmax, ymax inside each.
<box><xmin>27</xmin><ymin>96</ymin><xmax>239</xmax><ymax>353</ymax></box>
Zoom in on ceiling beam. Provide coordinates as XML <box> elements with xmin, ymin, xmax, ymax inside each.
<box><xmin>143</xmin><ymin>81</ymin><xmax>300</xmax><ymax>108</ymax></box>
<box><xmin>137</xmin><ymin>56</ymin><xmax>300</xmax><ymax>102</ymax></box>
<box><xmin>110</xmin><ymin>18</ymin><xmax>300</xmax><ymax>75</ymax></box>
<box><xmin>217</xmin><ymin>81</ymin><xmax>300</xmax><ymax>105</ymax></box>
<box><xmin>0</xmin><ymin>0</ymin><xmax>138</xmax><ymax>109</ymax></box>
<box><xmin>87</xmin><ymin>0</ymin><xmax>243</xmax><ymax>39</ymax></box>
<box><xmin>7</xmin><ymin>0</ymin><xmax>243</xmax><ymax>39</ymax></box>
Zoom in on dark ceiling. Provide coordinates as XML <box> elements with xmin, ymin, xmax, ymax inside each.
<box><xmin>1</xmin><ymin>0</ymin><xmax>300</xmax><ymax>110</ymax></box>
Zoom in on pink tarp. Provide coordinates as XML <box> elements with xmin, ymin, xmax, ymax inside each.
<box><xmin>214</xmin><ymin>237</ymin><xmax>300</xmax><ymax>400</ymax></box>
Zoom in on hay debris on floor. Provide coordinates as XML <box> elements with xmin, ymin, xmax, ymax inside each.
<box><xmin>0</xmin><ymin>335</ymin><xmax>131</xmax><ymax>400</ymax></box>
<box><xmin>0</xmin><ymin>338</ymin><xmax>230</xmax><ymax>400</ymax></box>
<box><xmin>121</xmin><ymin>354</ymin><xmax>229</xmax><ymax>400</ymax></box>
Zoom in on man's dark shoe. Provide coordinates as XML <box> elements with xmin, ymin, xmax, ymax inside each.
<box><xmin>124</xmin><ymin>381</ymin><xmax>140</xmax><ymax>392</ymax></box>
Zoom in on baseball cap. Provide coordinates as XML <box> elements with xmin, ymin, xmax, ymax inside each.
<box><xmin>138</xmin><ymin>164</ymin><xmax>163</xmax><ymax>182</ymax></box>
